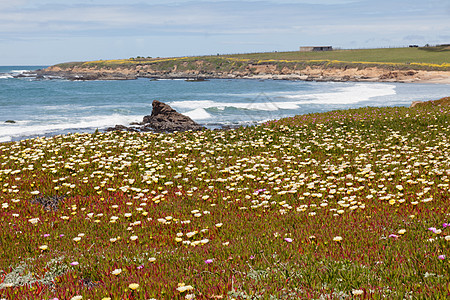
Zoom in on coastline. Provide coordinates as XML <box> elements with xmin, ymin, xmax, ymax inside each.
<box><xmin>36</xmin><ymin>64</ymin><xmax>450</xmax><ymax>84</ymax></box>
<box><xmin>3</xmin><ymin>65</ymin><xmax>449</xmax><ymax>143</ymax></box>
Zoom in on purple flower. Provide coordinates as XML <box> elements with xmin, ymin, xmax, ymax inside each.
<box><xmin>249</xmin><ymin>255</ymin><xmax>255</xmax><ymax>260</ymax></box>
<box><xmin>284</xmin><ymin>238</ymin><xmax>293</xmax><ymax>243</ymax></box>
<box><xmin>204</xmin><ymin>259</ymin><xmax>213</xmax><ymax>264</ymax></box>
<box><xmin>43</xmin><ymin>234</ymin><xmax>50</xmax><ymax>237</ymax></box>
<box><xmin>70</xmin><ymin>261</ymin><xmax>79</xmax><ymax>266</ymax></box>
<box><xmin>438</xmin><ymin>255</ymin><xmax>446</xmax><ymax>260</ymax></box>
<box><xmin>137</xmin><ymin>265</ymin><xmax>144</xmax><ymax>269</ymax></box>
<box><xmin>428</xmin><ymin>227</ymin><xmax>437</xmax><ymax>233</ymax></box>
<box><xmin>59</xmin><ymin>234</ymin><xmax>65</xmax><ymax>237</ymax></box>
<box><xmin>389</xmin><ymin>234</ymin><xmax>399</xmax><ymax>238</ymax></box>
<box><xmin>443</xmin><ymin>223</ymin><xmax>449</xmax><ymax>228</ymax></box>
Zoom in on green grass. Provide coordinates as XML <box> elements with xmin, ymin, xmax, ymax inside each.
<box><xmin>0</xmin><ymin>98</ymin><xmax>450</xmax><ymax>299</ymax></box>
<box><xmin>221</xmin><ymin>46</ymin><xmax>450</xmax><ymax>65</ymax></box>
<box><xmin>52</xmin><ymin>46</ymin><xmax>450</xmax><ymax>73</ymax></box>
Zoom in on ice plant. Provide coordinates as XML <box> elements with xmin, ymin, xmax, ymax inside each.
<box><xmin>111</xmin><ymin>268</ymin><xmax>122</xmax><ymax>275</ymax></box>
<box><xmin>0</xmin><ymin>103</ymin><xmax>449</xmax><ymax>298</ymax></box>
<box><xmin>177</xmin><ymin>284</ymin><xmax>194</xmax><ymax>292</ymax></box>
<box><xmin>333</xmin><ymin>236</ymin><xmax>343</xmax><ymax>242</ymax></box>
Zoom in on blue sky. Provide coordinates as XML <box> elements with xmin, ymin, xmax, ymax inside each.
<box><xmin>0</xmin><ymin>0</ymin><xmax>449</xmax><ymax>65</ymax></box>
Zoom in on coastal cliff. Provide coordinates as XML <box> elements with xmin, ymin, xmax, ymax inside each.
<box><xmin>37</xmin><ymin>56</ymin><xmax>450</xmax><ymax>83</ymax></box>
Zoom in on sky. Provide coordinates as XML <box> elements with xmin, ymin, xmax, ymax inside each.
<box><xmin>0</xmin><ymin>0</ymin><xmax>449</xmax><ymax>65</ymax></box>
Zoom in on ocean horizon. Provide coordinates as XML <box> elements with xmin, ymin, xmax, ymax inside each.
<box><xmin>1</xmin><ymin>65</ymin><xmax>449</xmax><ymax>143</ymax></box>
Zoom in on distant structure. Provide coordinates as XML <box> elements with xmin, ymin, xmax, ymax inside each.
<box><xmin>300</xmin><ymin>46</ymin><xmax>333</xmax><ymax>52</ymax></box>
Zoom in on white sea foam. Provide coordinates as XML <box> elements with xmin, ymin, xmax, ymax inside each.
<box><xmin>169</xmin><ymin>83</ymin><xmax>395</xmax><ymax>111</ymax></box>
<box><xmin>183</xmin><ymin>108</ymin><xmax>212</xmax><ymax>120</ymax></box>
<box><xmin>11</xmin><ymin>70</ymin><xmax>29</xmax><ymax>74</ymax></box>
<box><xmin>0</xmin><ymin>74</ymin><xmax>13</xmax><ymax>79</ymax></box>
<box><xmin>170</xmin><ymin>100</ymin><xmax>299</xmax><ymax>111</ymax></box>
<box><xmin>0</xmin><ymin>114</ymin><xmax>142</xmax><ymax>141</ymax></box>
<box><xmin>284</xmin><ymin>83</ymin><xmax>396</xmax><ymax>104</ymax></box>
<box><xmin>154</xmin><ymin>78</ymin><xmax>185</xmax><ymax>81</ymax></box>
<box><xmin>0</xmin><ymin>136</ymin><xmax>12</xmax><ymax>143</ymax></box>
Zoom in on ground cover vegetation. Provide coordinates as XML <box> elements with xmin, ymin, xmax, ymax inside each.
<box><xmin>54</xmin><ymin>46</ymin><xmax>450</xmax><ymax>72</ymax></box>
<box><xmin>223</xmin><ymin>46</ymin><xmax>450</xmax><ymax>66</ymax></box>
<box><xmin>0</xmin><ymin>100</ymin><xmax>450</xmax><ymax>299</ymax></box>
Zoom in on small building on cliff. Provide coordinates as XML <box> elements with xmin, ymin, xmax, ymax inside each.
<box><xmin>300</xmin><ymin>46</ymin><xmax>333</xmax><ymax>52</ymax></box>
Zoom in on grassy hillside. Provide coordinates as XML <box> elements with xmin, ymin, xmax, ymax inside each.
<box><xmin>0</xmin><ymin>101</ymin><xmax>449</xmax><ymax>298</ymax></box>
<box><xmin>222</xmin><ymin>46</ymin><xmax>450</xmax><ymax>65</ymax></box>
<box><xmin>54</xmin><ymin>46</ymin><xmax>450</xmax><ymax>72</ymax></box>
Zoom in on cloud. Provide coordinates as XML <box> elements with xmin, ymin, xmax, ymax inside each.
<box><xmin>403</xmin><ymin>35</ymin><xmax>426</xmax><ymax>41</ymax></box>
<box><xmin>1</xmin><ymin>1</ymin><xmax>446</xmax><ymax>39</ymax></box>
<box><xmin>0</xmin><ymin>0</ymin><xmax>27</xmax><ymax>9</ymax></box>
<box><xmin>1</xmin><ymin>0</ymin><xmax>449</xmax><ymax>64</ymax></box>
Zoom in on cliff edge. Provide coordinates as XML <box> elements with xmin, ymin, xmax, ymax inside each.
<box><xmin>37</xmin><ymin>55</ymin><xmax>450</xmax><ymax>83</ymax></box>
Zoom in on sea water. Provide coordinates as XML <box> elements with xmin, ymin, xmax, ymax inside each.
<box><xmin>1</xmin><ymin>66</ymin><xmax>449</xmax><ymax>142</ymax></box>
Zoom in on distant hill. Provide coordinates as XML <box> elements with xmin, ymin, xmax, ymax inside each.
<box><xmin>40</xmin><ymin>46</ymin><xmax>450</xmax><ymax>82</ymax></box>
<box><xmin>222</xmin><ymin>46</ymin><xmax>450</xmax><ymax>65</ymax></box>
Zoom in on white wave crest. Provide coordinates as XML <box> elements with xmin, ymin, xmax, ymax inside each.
<box><xmin>11</xmin><ymin>70</ymin><xmax>29</xmax><ymax>74</ymax></box>
<box><xmin>284</xmin><ymin>83</ymin><xmax>396</xmax><ymax>104</ymax></box>
<box><xmin>0</xmin><ymin>136</ymin><xmax>12</xmax><ymax>143</ymax></box>
<box><xmin>183</xmin><ymin>108</ymin><xmax>212</xmax><ymax>120</ymax></box>
<box><xmin>168</xmin><ymin>83</ymin><xmax>395</xmax><ymax>111</ymax></box>
<box><xmin>0</xmin><ymin>114</ymin><xmax>142</xmax><ymax>141</ymax></box>
<box><xmin>169</xmin><ymin>100</ymin><xmax>299</xmax><ymax>111</ymax></box>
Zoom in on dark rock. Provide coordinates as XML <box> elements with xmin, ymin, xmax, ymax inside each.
<box><xmin>342</xmin><ymin>75</ymin><xmax>351</xmax><ymax>81</ymax></box>
<box><xmin>142</xmin><ymin>100</ymin><xmax>204</xmax><ymax>132</ymax></box>
<box><xmin>5</xmin><ymin>120</ymin><xmax>16</xmax><ymax>124</ymax></box>
<box><xmin>105</xmin><ymin>125</ymin><xmax>139</xmax><ymax>132</ymax></box>
<box><xmin>30</xmin><ymin>195</ymin><xmax>65</xmax><ymax>211</ymax></box>
<box><xmin>62</xmin><ymin>72</ymin><xmax>137</xmax><ymax>81</ymax></box>
<box><xmin>81</xmin><ymin>277</ymin><xmax>100</xmax><ymax>289</ymax></box>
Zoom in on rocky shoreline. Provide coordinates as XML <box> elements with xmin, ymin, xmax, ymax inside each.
<box><xmin>106</xmin><ymin>100</ymin><xmax>205</xmax><ymax>133</ymax></box>
<box><xmin>34</xmin><ymin>64</ymin><xmax>450</xmax><ymax>83</ymax></box>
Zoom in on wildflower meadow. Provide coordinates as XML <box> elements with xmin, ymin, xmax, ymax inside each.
<box><xmin>0</xmin><ymin>102</ymin><xmax>449</xmax><ymax>299</ymax></box>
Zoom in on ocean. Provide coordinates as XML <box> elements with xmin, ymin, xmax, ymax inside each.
<box><xmin>1</xmin><ymin>66</ymin><xmax>449</xmax><ymax>142</ymax></box>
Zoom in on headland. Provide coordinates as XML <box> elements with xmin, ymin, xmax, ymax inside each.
<box><xmin>36</xmin><ymin>46</ymin><xmax>450</xmax><ymax>83</ymax></box>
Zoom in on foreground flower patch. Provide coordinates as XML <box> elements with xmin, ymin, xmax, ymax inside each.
<box><xmin>0</xmin><ymin>105</ymin><xmax>449</xmax><ymax>299</ymax></box>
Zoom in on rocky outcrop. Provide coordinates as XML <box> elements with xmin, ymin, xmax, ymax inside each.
<box><xmin>36</xmin><ymin>66</ymin><xmax>137</xmax><ymax>80</ymax></box>
<box><xmin>36</xmin><ymin>62</ymin><xmax>450</xmax><ymax>83</ymax></box>
<box><xmin>410</xmin><ymin>101</ymin><xmax>423</xmax><ymax>108</ymax></box>
<box><xmin>410</xmin><ymin>96</ymin><xmax>450</xmax><ymax>108</ymax></box>
<box><xmin>142</xmin><ymin>100</ymin><xmax>204</xmax><ymax>132</ymax></box>
<box><xmin>106</xmin><ymin>100</ymin><xmax>204</xmax><ymax>133</ymax></box>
